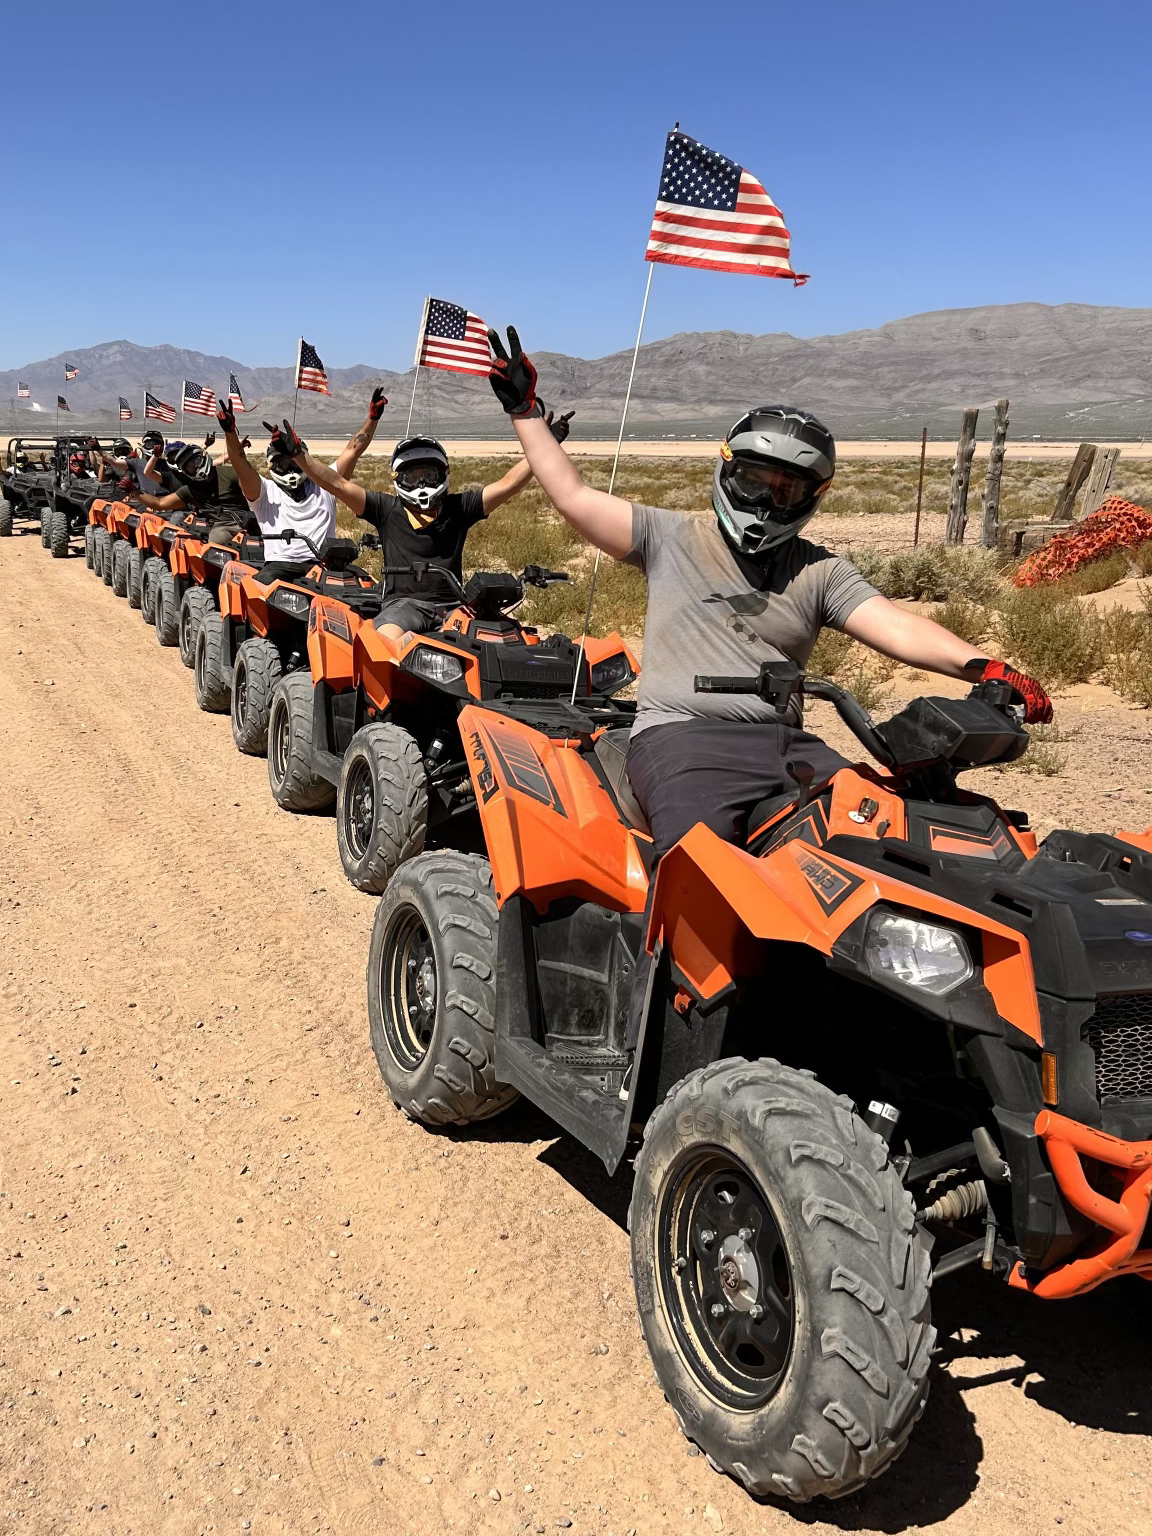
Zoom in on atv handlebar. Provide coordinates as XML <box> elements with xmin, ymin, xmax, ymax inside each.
<box><xmin>377</xmin><ymin>562</ymin><xmax>570</xmax><ymax>605</ymax></box>
<box><xmin>695</xmin><ymin>661</ymin><xmax>897</xmax><ymax>767</ymax></box>
<box><xmin>263</xmin><ymin>527</ymin><xmax>379</xmax><ymax>562</ymax></box>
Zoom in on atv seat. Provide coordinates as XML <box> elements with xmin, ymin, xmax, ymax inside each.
<box><xmin>593</xmin><ymin>728</ymin><xmax>651</xmax><ymax>835</ymax></box>
<box><xmin>746</xmin><ymin>790</ymin><xmax>800</xmax><ymax>839</ymax></box>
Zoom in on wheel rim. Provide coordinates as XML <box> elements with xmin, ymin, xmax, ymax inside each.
<box><xmin>271</xmin><ymin>700</ymin><xmax>290</xmax><ymax>784</ymax></box>
<box><xmin>656</xmin><ymin>1148</ymin><xmax>794</xmax><ymax>1411</ymax></box>
<box><xmin>181</xmin><ymin>607</ymin><xmax>191</xmax><ymax>651</ymax></box>
<box><xmin>235</xmin><ymin>660</ymin><xmax>249</xmax><ymax>726</ymax></box>
<box><xmin>380</xmin><ymin>907</ymin><xmax>437</xmax><ymax>1069</ymax></box>
<box><xmin>343</xmin><ymin>756</ymin><xmax>375</xmax><ymax>860</ymax></box>
<box><xmin>195</xmin><ymin>635</ymin><xmax>205</xmax><ymax>692</ymax></box>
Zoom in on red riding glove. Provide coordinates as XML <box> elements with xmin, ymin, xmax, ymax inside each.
<box><xmin>368</xmin><ymin>386</ymin><xmax>388</xmax><ymax>420</ymax></box>
<box><xmin>488</xmin><ymin>325</ymin><xmax>542</xmax><ymax>417</ymax></box>
<box><xmin>216</xmin><ymin>400</ymin><xmax>237</xmax><ymax>435</ymax></box>
<box><xmin>974</xmin><ymin>659</ymin><xmax>1053</xmax><ymax>724</ymax></box>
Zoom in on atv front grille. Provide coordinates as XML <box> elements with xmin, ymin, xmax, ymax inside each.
<box><xmin>1086</xmin><ymin>993</ymin><xmax>1152</xmax><ymax>1100</ymax></box>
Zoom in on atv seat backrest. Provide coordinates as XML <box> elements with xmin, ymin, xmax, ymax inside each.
<box><xmin>593</xmin><ymin>728</ymin><xmax>651</xmax><ymax>836</ymax></box>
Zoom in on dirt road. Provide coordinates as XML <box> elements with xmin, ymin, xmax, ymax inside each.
<box><xmin>1</xmin><ymin>529</ymin><xmax>1150</xmax><ymax>1536</ymax></box>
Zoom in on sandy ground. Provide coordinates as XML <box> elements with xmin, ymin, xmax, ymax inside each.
<box><xmin>2</xmin><ymin>527</ymin><xmax>1152</xmax><ymax>1536</ymax></box>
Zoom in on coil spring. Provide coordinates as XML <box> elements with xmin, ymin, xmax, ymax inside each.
<box><xmin>919</xmin><ymin>1178</ymin><xmax>987</xmax><ymax>1225</ymax></box>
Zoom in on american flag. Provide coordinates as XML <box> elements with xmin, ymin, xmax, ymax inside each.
<box><xmin>415</xmin><ymin>297</ymin><xmax>492</xmax><ymax>377</ymax></box>
<box><xmin>228</xmin><ymin>373</ymin><xmax>246</xmax><ymax>412</ymax></box>
<box><xmin>57</xmin><ymin>395</ymin><xmax>70</xmax><ymax>412</ymax></box>
<box><xmin>119</xmin><ymin>397</ymin><xmax>133</xmax><ymax>421</ymax></box>
<box><xmin>145</xmin><ymin>390</ymin><xmax>176</xmax><ymax>424</ymax></box>
<box><xmin>65</xmin><ymin>363</ymin><xmax>79</xmax><ymax>381</ymax></box>
<box><xmin>17</xmin><ymin>381</ymin><xmax>29</xmax><ymax>398</ymax></box>
<box><xmin>183</xmin><ymin>380</ymin><xmax>217</xmax><ymax>417</ymax></box>
<box><xmin>295</xmin><ymin>338</ymin><xmax>330</xmax><ymax>395</ymax></box>
<box><xmin>645</xmin><ymin>131</ymin><xmax>807</xmax><ymax>285</ymax></box>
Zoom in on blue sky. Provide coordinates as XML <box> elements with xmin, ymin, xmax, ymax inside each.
<box><xmin>4</xmin><ymin>0</ymin><xmax>1150</xmax><ymax>371</ymax></box>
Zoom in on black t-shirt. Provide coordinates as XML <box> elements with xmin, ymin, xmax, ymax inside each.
<box><xmin>176</xmin><ymin>462</ymin><xmax>248</xmax><ymax>512</ymax></box>
<box><xmin>363</xmin><ymin>488</ymin><xmax>486</xmax><ymax>602</ymax></box>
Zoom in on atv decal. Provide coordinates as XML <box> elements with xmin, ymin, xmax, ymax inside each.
<box><xmin>761</xmin><ymin>799</ymin><xmax>829</xmax><ymax>853</ymax></box>
<box><xmin>788</xmin><ymin>844</ymin><xmax>865</xmax><ymax>914</ymax></box>
<box><xmin>468</xmin><ymin>731</ymin><xmax>498</xmax><ymax>803</ymax></box>
<box><xmin>481</xmin><ymin>722</ymin><xmax>568</xmax><ymax>817</ymax></box>
<box><xmin>321</xmin><ymin>608</ymin><xmax>351</xmax><ymax>641</ymax></box>
<box><xmin>928</xmin><ymin>824</ymin><xmax>1013</xmax><ymax>861</ymax></box>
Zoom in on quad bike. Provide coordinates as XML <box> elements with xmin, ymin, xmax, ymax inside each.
<box><xmin>196</xmin><ymin>529</ymin><xmax>379</xmax><ymax>755</ymax></box>
<box><xmin>88</xmin><ymin>496</ymin><xmax>149</xmax><ymax>600</ymax></box>
<box><xmin>1</xmin><ymin>438</ymin><xmax>58</xmax><ymax>539</ymax></box>
<box><xmin>170</xmin><ymin>517</ymin><xmax>265</xmax><ymax>669</ymax></box>
<box><xmin>272</xmin><ymin>554</ymin><xmax>637</xmax><ymax>892</ymax></box>
<box><xmin>365</xmin><ymin>660</ymin><xmax>1152</xmax><ymax>1501</ymax></box>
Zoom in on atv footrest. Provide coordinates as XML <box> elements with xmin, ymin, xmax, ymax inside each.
<box><xmin>495</xmin><ymin>1035</ymin><xmax>628</xmax><ymax>1166</ymax></box>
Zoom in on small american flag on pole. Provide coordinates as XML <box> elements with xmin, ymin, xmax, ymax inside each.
<box><xmin>119</xmin><ymin>397</ymin><xmax>133</xmax><ymax>421</ymax></box>
<box><xmin>415</xmin><ymin>298</ymin><xmax>492</xmax><ymax>378</ymax></box>
<box><xmin>17</xmin><ymin>381</ymin><xmax>29</xmax><ymax>398</ymax></box>
<box><xmin>228</xmin><ymin>373</ymin><xmax>246</xmax><ymax>412</ymax></box>
<box><xmin>57</xmin><ymin>395</ymin><xmax>70</xmax><ymax>412</ymax></box>
<box><xmin>645</xmin><ymin>130</ymin><xmax>807</xmax><ymax>285</ymax></box>
<box><xmin>65</xmin><ymin>363</ymin><xmax>79</xmax><ymax>381</ymax></box>
<box><xmin>145</xmin><ymin>390</ymin><xmax>176</xmax><ymax>425</ymax></box>
<box><xmin>295</xmin><ymin>338</ymin><xmax>330</xmax><ymax>395</ymax></box>
<box><xmin>182</xmin><ymin>380</ymin><xmax>217</xmax><ymax>417</ymax></box>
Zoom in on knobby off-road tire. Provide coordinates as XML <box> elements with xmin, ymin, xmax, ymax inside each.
<box><xmin>179</xmin><ymin>587</ymin><xmax>215</xmax><ymax>669</ymax></box>
<box><xmin>1</xmin><ymin>500</ymin><xmax>15</xmax><ymax>537</ymax></box>
<box><xmin>111</xmin><ymin>538</ymin><xmax>130</xmax><ymax>593</ymax></box>
<box><xmin>232</xmin><ymin>637</ymin><xmax>283</xmax><ymax>756</ymax></box>
<box><xmin>50</xmin><ymin>505</ymin><xmax>70</xmax><ymax>559</ymax></box>
<box><xmin>367</xmin><ymin>851</ymin><xmax>518</xmax><ymax>1125</ymax></box>
<box><xmin>83</xmin><ymin>523</ymin><xmax>95</xmax><ymax>566</ymax></box>
<box><xmin>94</xmin><ymin>528</ymin><xmax>112</xmax><ymax>580</ymax></box>
<box><xmin>141</xmin><ymin>557</ymin><xmax>166</xmax><ymax>624</ymax></box>
<box><xmin>126</xmin><ymin>548</ymin><xmax>144</xmax><ymax>609</ymax></box>
<box><xmin>629</xmin><ymin>1057</ymin><xmax>934</xmax><ymax>1503</ymax></box>
<box><xmin>155</xmin><ymin>569</ymin><xmax>180</xmax><ymax>646</ymax></box>
<box><xmin>40</xmin><ymin>506</ymin><xmax>52</xmax><ymax>548</ymax></box>
<box><xmin>194</xmin><ymin>608</ymin><xmax>231</xmax><ymax>713</ymax></box>
<box><xmin>103</xmin><ymin>536</ymin><xmax>118</xmax><ymax>586</ymax></box>
<box><xmin>267</xmin><ymin>670</ymin><xmax>334</xmax><ymax>811</ymax></box>
<box><xmin>337</xmin><ymin>722</ymin><xmax>428</xmax><ymax>893</ymax></box>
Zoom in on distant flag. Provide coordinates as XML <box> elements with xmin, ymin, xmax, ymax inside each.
<box><xmin>57</xmin><ymin>395</ymin><xmax>70</xmax><ymax>412</ymax></box>
<box><xmin>145</xmin><ymin>390</ymin><xmax>176</xmax><ymax>425</ymax></box>
<box><xmin>228</xmin><ymin>373</ymin><xmax>246</xmax><ymax>412</ymax></box>
<box><xmin>645</xmin><ymin>130</ymin><xmax>807</xmax><ymax>285</ymax></box>
<box><xmin>415</xmin><ymin>297</ymin><xmax>492</xmax><ymax>378</ymax></box>
<box><xmin>182</xmin><ymin>380</ymin><xmax>217</xmax><ymax>417</ymax></box>
<box><xmin>17</xmin><ymin>381</ymin><xmax>29</xmax><ymax>398</ymax></box>
<box><xmin>295</xmin><ymin>338</ymin><xmax>330</xmax><ymax>396</ymax></box>
<box><xmin>65</xmin><ymin>363</ymin><xmax>79</xmax><ymax>381</ymax></box>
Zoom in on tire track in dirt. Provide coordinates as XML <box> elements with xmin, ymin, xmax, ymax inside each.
<box><xmin>1</xmin><ymin>531</ymin><xmax>1149</xmax><ymax>1535</ymax></box>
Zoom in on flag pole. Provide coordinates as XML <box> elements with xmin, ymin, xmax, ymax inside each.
<box><xmin>406</xmin><ymin>296</ymin><xmax>430</xmax><ymax>439</ymax></box>
<box><xmin>180</xmin><ymin>380</ymin><xmax>186</xmax><ymax>441</ymax></box>
<box><xmin>291</xmin><ymin>339</ymin><xmax>302</xmax><ymax>429</ymax></box>
<box><xmin>570</xmin><ymin>261</ymin><xmax>656</xmax><ymax>703</ymax></box>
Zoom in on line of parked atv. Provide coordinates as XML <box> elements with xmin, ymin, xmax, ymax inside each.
<box><xmin>6</xmin><ymin>431</ymin><xmax>1152</xmax><ymax>1505</ymax></box>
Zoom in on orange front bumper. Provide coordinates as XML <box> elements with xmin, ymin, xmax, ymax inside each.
<box><xmin>1007</xmin><ymin>1110</ymin><xmax>1152</xmax><ymax>1298</ymax></box>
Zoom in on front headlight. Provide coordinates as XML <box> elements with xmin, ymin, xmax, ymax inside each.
<box><xmin>863</xmin><ymin>910</ymin><xmax>973</xmax><ymax>997</ymax></box>
<box><xmin>408</xmin><ymin>646</ymin><xmax>464</xmax><ymax>685</ymax></box>
<box><xmin>589</xmin><ymin>652</ymin><xmax>635</xmax><ymax>695</ymax></box>
<box><xmin>203</xmin><ymin>547</ymin><xmax>232</xmax><ymax>568</ymax></box>
<box><xmin>269</xmin><ymin>587</ymin><xmax>312</xmax><ymax>615</ymax></box>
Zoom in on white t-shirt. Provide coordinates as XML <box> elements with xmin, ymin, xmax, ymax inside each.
<box><xmin>246</xmin><ymin>464</ymin><xmax>339</xmax><ymax>565</ymax></box>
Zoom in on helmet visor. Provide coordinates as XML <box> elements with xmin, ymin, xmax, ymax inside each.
<box><xmin>395</xmin><ymin>461</ymin><xmax>447</xmax><ymax>493</ymax></box>
<box><xmin>726</xmin><ymin>457</ymin><xmax>828</xmax><ymax>518</ymax></box>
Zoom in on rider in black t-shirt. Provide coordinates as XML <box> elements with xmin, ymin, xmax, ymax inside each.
<box><xmin>284</xmin><ymin>414</ymin><xmax>573</xmax><ymax>642</ymax></box>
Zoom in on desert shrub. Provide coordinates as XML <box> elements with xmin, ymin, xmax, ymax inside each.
<box><xmin>807</xmin><ymin>628</ymin><xmax>853</xmax><ymax>679</ymax></box>
<box><xmin>1051</xmin><ymin>552</ymin><xmax>1130</xmax><ymax>596</ymax></box>
<box><xmin>935</xmin><ymin>596</ymin><xmax>992</xmax><ymax>647</ymax></box>
<box><xmin>862</xmin><ymin>546</ymin><xmax>1001</xmax><ymax>603</ymax></box>
<box><xmin>1099</xmin><ymin>607</ymin><xmax>1152</xmax><ymax>707</ymax></box>
<box><xmin>1133</xmin><ymin>540</ymin><xmax>1152</xmax><ymax>576</ymax></box>
<box><xmin>994</xmin><ymin>589</ymin><xmax>1101</xmax><ymax>689</ymax></box>
<box><xmin>840</xmin><ymin>666</ymin><xmax>891</xmax><ymax>716</ymax></box>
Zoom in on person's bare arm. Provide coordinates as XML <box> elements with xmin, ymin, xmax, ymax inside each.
<box><xmin>842</xmin><ymin>595</ymin><xmax>989</xmax><ymax>678</ymax></box>
<box><xmin>223</xmin><ymin>427</ymin><xmax>261</xmax><ymax>503</ymax></box>
<box><xmin>136</xmin><ymin>491</ymin><xmax>185</xmax><ymax>512</ymax></box>
<box><xmin>511</xmin><ymin>415</ymin><xmax>632</xmax><ymax>556</ymax></box>
<box><xmin>335</xmin><ymin>387</ymin><xmax>388</xmax><ymax>478</ymax></box>
<box><xmin>294</xmin><ymin>451</ymin><xmax>368</xmax><ymax>517</ymax></box>
<box><xmin>480</xmin><ymin>456</ymin><xmax>535</xmax><ymax>515</ymax></box>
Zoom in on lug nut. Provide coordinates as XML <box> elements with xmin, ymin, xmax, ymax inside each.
<box><xmin>699</xmin><ymin>1230</ymin><xmax>715</xmax><ymax>1248</ymax></box>
<box><xmin>710</xmin><ymin>1303</ymin><xmax>726</xmax><ymax>1318</ymax></box>
<box><xmin>738</xmin><ymin>1227</ymin><xmax>752</xmax><ymax>1241</ymax></box>
<box><xmin>674</xmin><ymin>1256</ymin><xmax>687</xmax><ymax>1272</ymax></box>
<box><xmin>749</xmin><ymin>1304</ymin><xmax>764</xmax><ymax>1321</ymax></box>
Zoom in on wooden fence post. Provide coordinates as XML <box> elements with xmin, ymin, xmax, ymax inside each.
<box><xmin>1052</xmin><ymin>442</ymin><xmax>1097</xmax><ymax>522</ymax></box>
<box><xmin>1080</xmin><ymin>446</ymin><xmax>1119</xmax><ymax>517</ymax></box>
<box><xmin>946</xmin><ymin>407</ymin><xmax>979</xmax><ymax>545</ymax></box>
<box><xmin>980</xmin><ymin>397</ymin><xmax>1009</xmax><ymax>548</ymax></box>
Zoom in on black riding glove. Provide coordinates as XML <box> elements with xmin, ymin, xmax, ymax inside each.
<box><xmin>275</xmin><ymin>418</ymin><xmax>305</xmax><ymax>459</ymax></box>
<box><xmin>368</xmin><ymin>386</ymin><xmax>388</xmax><ymax>420</ymax></box>
<box><xmin>216</xmin><ymin>400</ymin><xmax>237</xmax><ymax>435</ymax></box>
<box><xmin>487</xmin><ymin>325</ymin><xmax>543</xmax><ymax>417</ymax></box>
<box><xmin>546</xmin><ymin>409</ymin><xmax>574</xmax><ymax>444</ymax></box>
<box><xmin>203</xmin><ymin>430</ymin><xmax>216</xmax><ymax>449</ymax></box>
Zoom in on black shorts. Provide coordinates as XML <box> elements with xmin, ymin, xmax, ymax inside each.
<box><xmin>374</xmin><ymin>595</ymin><xmax>448</xmax><ymax>634</ymax></box>
<box><xmin>254</xmin><ymin>560</ymin><xmax>313</xmax><ymax>586</ymax></box>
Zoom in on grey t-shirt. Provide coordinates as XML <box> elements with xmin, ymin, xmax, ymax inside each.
<box><xmin>625</xmin><ymin>505</ymin><xmax>878</xmax><ymax>737</ymax></box>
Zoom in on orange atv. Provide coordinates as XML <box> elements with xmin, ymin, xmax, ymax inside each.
<box><xmin>269</xmin><ymin>559</ymin><xmax>637</xmax><ymax>892</ymax></box>
<box><xmin>89</xmin><ymin>496</ymin><xmax>158</xmax><ymax>609</ymax></box>
<box><xmin>194</xmin><ymin>529</ymin><xmax>378</xmax><ymax>756</ymax></box>
<box><xmin>365</xmin><ymin>660</ymin><xmax>1152</xmax><ymax>1501</ymax></box>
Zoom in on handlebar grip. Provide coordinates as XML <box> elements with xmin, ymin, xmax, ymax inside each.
<box><xmin>694</xmin><ymin>675</ymin><xmax>761</xmax><ymax>694</ymax></box>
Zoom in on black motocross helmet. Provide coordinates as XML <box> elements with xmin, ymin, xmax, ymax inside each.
<box><xmin>712</xmin><ymin>406</ymin><xmax>836</xmax><ymax>557</ymax></box>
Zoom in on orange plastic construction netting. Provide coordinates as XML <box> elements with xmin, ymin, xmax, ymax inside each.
<box><xmin>1013</xmin><ymin>497</ymin><xmax>1152</xmax><ymax>587</ymax></box>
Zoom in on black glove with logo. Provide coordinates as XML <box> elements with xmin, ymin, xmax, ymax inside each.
<box><xmin>546</xmin><ymin>409</ymin><xmax>574</xmax><ymax>444</ymax></box>
<box><xmin>216</xmin><ymin>400</ymin><xmax>237</xmax><ymax>435</ymax></box>
<box><xmin>275</xmin><ymin>418</ymin><xmax>305</xmax><ymax>459</ymax></box>
<box><xmin>203</xmin><ymin>430</ymin><xmax>216</xmax><ymax>449</ymax></box>
<box><xmin>368</xmin><ymin>386</ymin><xmax>388</xmax><ymax>420</ymax></box>
<box><xmin>487</xmin><ymin>325</ymin><xmax>542</xmax><ymax>417</ymax></box>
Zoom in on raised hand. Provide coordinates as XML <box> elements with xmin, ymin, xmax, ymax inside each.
<box><xmin>368</xmin><ymin>386</ymin><xmax>388</xmax><ymax>420</ymax></box>
<box><xmin>487</xmin><ymin>325</ymin><xmax>540</xmax><ymax>416</ymax></box>
<box><xmin>216</xmin><ymin>400</ymin><xmax>237</xmax><ymax>435</ymax></box>
<box><xmin>546</xmin><ymin>409</ymin><xmax>574</xmax><ymax>444</ymax></box>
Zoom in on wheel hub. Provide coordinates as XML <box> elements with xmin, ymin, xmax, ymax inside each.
<box><xmin>716</xmin><ymin>1232</ymin><xmax>761</xmax><ymax>1314</ymax></box>
<box><xmin>411</xmin><ymin>954</ymin><xmax>436</xmax><ymax>1015</ymax></box>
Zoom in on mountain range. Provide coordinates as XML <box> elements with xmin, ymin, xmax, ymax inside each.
<box><xmin>3</xmin><ymin>304</ymin><xmax>1151</xmax><ymax>440</ymax></box>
